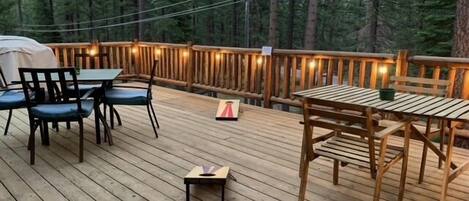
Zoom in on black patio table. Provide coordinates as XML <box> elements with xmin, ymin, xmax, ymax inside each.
<box><xmin>13</xmin><ymin>69</ymin><xmax>122</xmax><ymax>145</ymax></box>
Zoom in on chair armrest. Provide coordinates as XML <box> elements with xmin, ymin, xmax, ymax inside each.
<box><xmin>375</xmin><ymin>120</ymin><xmax>410</xmax><ymax>139</ymax></box>
<box><xmin>112</xmin><ymin>85</ymin><xmax>148</xmax><ymax>90</ymax></box>
<box><xmin>80</xmin><ymin>88</ymin><xmax>96</xmax><ymax>100</ymax></box>
<box><xmin>0</xmin><ymin>87</ymin><xmax>23</xmax><ymax>92</ymax></box>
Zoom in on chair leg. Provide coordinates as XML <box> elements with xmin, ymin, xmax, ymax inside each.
<box><xmin>398</xmin><ymin>124</ymin><xmax>411</xmax><ymax>201</ymax></box>
<box><xmin>41</xmin><ymin>121</ymin><xmax>50</xmax><ymax>146</ymax></box>
<box><xmin>298</xmin><ymin>153</ymin><xmax>310</xmax><ymax>201</ymax></box>
<box><xmin>147</xmin><ymin>104</ymin><xmax>158</xmax><ymax>138</ymax></box>
<box><xmin>149</xmin><ymin>102</ymin><xmax>160</xmax><ymax>128</ymax></box>
<box><xmin>374</xmin><ymin>136</ymin><xmax>388</xmax><ymax>201</ymax></box>
<box><xmin>113</xmin><ymin>108</ymin><xmax>122</xmax><ymax>126</ymax></box>
<box><xmin>438</xmin><ymin>120</ymin><xmax>445</xmax><ymax>169</ymax></box>
<box><xmin>4</xmin><ymin>109</ymin><xmax>12</xmax><ymax>135</ymax></box>
<box><xmin>110</xmin><ymin>104</ymin><xmax>114</xmax><ymax>129</ymax></box>
<box><xmin>29</xmin><ymin>120</ymin><xmax>37</xmax><ymax>165</ymax></box>
<box><xmin>419</xmin><ymin>140</ymin><xmax>428</xmax><ymax>184</ymax></box>
<box><xmin>333</xmin><ymin>159</ymin><xmax>339</xmax><ymax>185</ymax></box>
<box><xmin>78</xmin><ymin>119</ymin><xmax>84</xmax><ymax>162</ymax></box>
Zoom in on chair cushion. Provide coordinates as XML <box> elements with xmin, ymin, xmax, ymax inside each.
<box><xmin>105</xmin><ymin>88</ymin><xmax>149</xmax><ymax>105</ymax></box>
<box><xmin>31</xmin><ymin>100</ymin><xmax>94</xmax><ymax>120</ymax></box>
<box><xmin>0</xmin><ymin>90</ymin><xmax>26</xmax><ymax>110</ymax></box>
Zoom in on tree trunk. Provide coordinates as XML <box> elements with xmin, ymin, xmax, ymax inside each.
<box><xmin>286</xmin><ymin>0</ymin><xmax>294</xmax><ymax>49</ymax></box>
<box><xmin>268</xmin><ymin>0</ymin><xmax>278</xmax><ymax>48</ymax></box>
<box><xmin>232</xmin><ymin>0</ymin><xmax>239</xmax><ymax>46</ymax></box>
<box><xmin>453</xmin><ymin>0</ymin><xmax>469</xmax><ymax>57</ymax></box>
<box><xmin>88</xmin><ymin>0</ymin><xmax>95</xmax><ymax>41</ymax></box>
<box><xmin>367</xmin><ymin>0</ymin><xmax>379</xmax><ymax>52</ymax></box>
<box><xmin>303</xmin><ymin>0</ymin><xmax>318</xmax><ymax>50</ymax></box>
<box><xmin>136</xmin><ymin>0</ymin><xmax>144</xmax><ymax>40</ymax></box>
<box><xmin>453</xmin><ymin>0</ymin><xmax>469</xmax><ymax>98</ymax></box>
<box><xmin>17</xmin><ymin>0</ymin><xmax>23</xmax><ymax>35</ymax></box>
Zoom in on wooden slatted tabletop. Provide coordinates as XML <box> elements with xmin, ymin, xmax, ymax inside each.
<box><xmin>294</xmin><ymin>85</ymin><xmax>469</xmax><ymax>201</ymax></box>
<box><xmin>294</xmin><ymin>85</ymin><xmax>469</xmax><ymax>122</ymax></box>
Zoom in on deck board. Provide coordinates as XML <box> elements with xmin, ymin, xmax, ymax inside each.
<box><xmin>1</xmin><ymin>83</ymin><xmax>469</xmax><ymax>201</ymax></box>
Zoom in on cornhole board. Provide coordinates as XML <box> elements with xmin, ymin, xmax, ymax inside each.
<box><xmin>215</xmin><ymin>99</ymin><xmax>240</xmax><ymax>121</ymax></box>
<box><xmin>184</xmin><ymin>166</ymin><xmax>230</xmax><ymax>201</ymax></box>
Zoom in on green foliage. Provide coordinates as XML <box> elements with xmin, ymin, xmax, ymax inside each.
<box><xmin>3</xmin><ymin>0</ymin><xmax>458</xmax><ymax>56</ymax></box>
<box><xmin>416</xmin><ymin>0</ymin><xmax>456</xmax><ymax>56</ymax></box>
<box><xmin>0</xmin><ymin>0</ymin><xmax>16</xmax><ymax>34</ymax></box>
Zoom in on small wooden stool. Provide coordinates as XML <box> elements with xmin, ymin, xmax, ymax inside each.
<box><xmin>184</xmin><ymin>166</ymin><xmax>230</xmax><ymax>201</ymax></box>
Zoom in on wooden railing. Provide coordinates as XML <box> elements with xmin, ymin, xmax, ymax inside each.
<box><xmin>46</xmin><ymin>41</ymin><xmax>469</xmax><ymax>108</ymax></box>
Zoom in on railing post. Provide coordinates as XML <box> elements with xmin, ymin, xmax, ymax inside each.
<box><xmin>395</xmin><ymin>50</ymin><xmax>409</xmax><ymax>77</ymax></box>
<box><xmin>186</xmin><ymin>41</ymin><xmax>194</xmax><ymax>92</ymax></box>
<box><xmin>263</xmin><ymin>54</ymin><xmax>273</xmax><ymax>108</ymax></box>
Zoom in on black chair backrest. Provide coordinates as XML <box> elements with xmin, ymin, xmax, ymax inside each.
<box><xmin>74</xmin><ymin>53</ymin><xmax>111</xmax><ymax>69</ymax></box>
<box><xmin>18</xmin><ymin>68</ymin><xmax>82</xmax><ymax>111</ymax></box>
<box><xmin>147</xmin><ymin>60</ymin><xmax>158</xmax><ymax>93</ymax></box>
<box><xmin>0</xmin><ymin>67</ymin><xmax>7</xmax><ymax>88</ymax></box>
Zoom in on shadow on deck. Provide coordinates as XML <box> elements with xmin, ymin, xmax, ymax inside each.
<box><xmin>0</xmin><ymin>83</ymin><xmax>469</xmax><ymax>201</ymax></box>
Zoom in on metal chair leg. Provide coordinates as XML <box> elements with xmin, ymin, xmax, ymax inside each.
<box><xmin>110</xmin><ymin>104</ymin><xmax>114</xmax><ymax>129</ymax></box>
<box><xmin>4</xmin><ymin>109</ymin><xmax>12</xmax><ymax>135</ymax></box>
<box><xmin>113</xmin><ymin>108</ymin><xmax>122</xmax><ymax>126</ymax></box>
<box><xmin>78</xmin><ymin>119</ymin><xmax>84</xmax><ymax>162</ymax></box>
<box><xmin>149</xmin><ymin>102</ymin><xmax>160</xmax><ymax>128</ymax></box>
<box><xmin>147</xmin><ymin>104</ymin><xmax>158</xmax><ymax>138</ymax></box>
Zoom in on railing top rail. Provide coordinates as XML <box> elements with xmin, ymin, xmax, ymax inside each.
<box><xmin>409</xmin><ymin>55</ymin><xmax>469</xmax><ymax>67</ymax></box>
<box><xmin>45</xmin><ymin>42</ymin><xmax>91</xmax><ymax>47</ymax></box>
<box><xmin>139</xmin><ymin>42</ymin><xmax>188</xmax><ymax>48</ymax></box>
<box><xmin>274</xmin><ymin>49</ymin><xmax>396</xmax><ymax>60</ymax></box>
<box><xmin>192</xmin><ymin>45</ymin><xmax>261</xmax><ymax>53</ymax></box>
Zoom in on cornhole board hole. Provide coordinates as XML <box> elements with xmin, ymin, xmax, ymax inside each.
<box><xmin>215</xmin><ymin>99</ymin><xmax>240</xmax><ymax>120</ymax></box>
<box><xmin>184</xmin><ymin>166</ymin><xmax>230</xmax><ymax>201</ymax></box>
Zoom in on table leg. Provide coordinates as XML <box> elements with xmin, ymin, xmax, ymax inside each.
<box><xmin>440</xmin><ymin>122</ymin><xmax>456</xmax><ymax>201</ymax></box>
<box><xmin>186</xmin><ymin>184</ymin><xmax>190</xmax><ymax>201</ymax></box>
<box><xmin>221</xmin><ymin>185</ymin><xmax>225</xmax><ymax>201</ymax></box>
<box><xmin>94</xmin><ymin>99</ymin><xmax>101</xmax><ymax>144</ymax></box>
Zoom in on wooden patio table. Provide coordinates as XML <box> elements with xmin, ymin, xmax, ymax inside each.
<box><xmin>294</xmin><ymin>84</ymin><xmax>469</xmax><ymax>201</ymax></box>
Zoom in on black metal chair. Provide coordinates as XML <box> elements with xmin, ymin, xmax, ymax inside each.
<box><xmin>0</xmin><ymin>67</ymin><xmax>27</xmax><ymax>135</ymax></box>
<box><xmin>19</xmin><ymin>67</ymin><xmax>95</xmax><ymax>164</ymax></box>
<box><xmin>104</xmin><ymin>60</ymin><xmax>160</xmax><ymax>137</ymax></box>
<box><xmin>68</xmin><ymin>53</ymin><xmax>121</xmax><ymax>128</ymax></box>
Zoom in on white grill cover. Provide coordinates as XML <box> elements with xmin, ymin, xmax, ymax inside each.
<box><xmin>0</xmin><ymin>36</ymin><xmax>58</xmax><ymax>84</ymax></box>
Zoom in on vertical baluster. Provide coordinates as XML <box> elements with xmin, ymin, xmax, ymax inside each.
<box><xmin>327</xmin><ymin>58</ymin><xmax>334</xmax><ymax>85</ymax></box>
<box><xmin>370</xmin><ymin>61</ymin><xmax>378</xmax><ymax>89</ymax></box>
<box><xmin>283</xmin><ymin>56</ymin><xmax>290</xmax><ymax>98</ymax></box>
<box><xmin>447</xmin><ymin>67</ymin><xmax>456</xmax><ymax>98</ymax></box>
<box><xmin>348</xmin><ymin>60</ymin><xmax>355</xmax><ymax>86</ymax></box>
<box><xmin>300</xmin><ymin>57</ymin><xmax>307</xmax><ymax>90</ymax></box>
<box><xmin>337</xmin><ymin>59</ymin><xmax>344</xmax><ymax>85</ymax></box>
<box><xmin>308</xmin><ymin>58</ymin><xmax>316</xmax><ymax>88</ymax></box>
<box><xmin>359</xmin><ymin>60</ymin><xmax>366</xmax><ymax>88</ymax></box>
<box><xmin>317</xmin><ymin>58</ymin><xmax>323</xmax><ymax>86</ymax></box>
<box><xmin>290</xmin><ymin>57</ymin><xmax>297</xmax><ymax>98</ymax></box>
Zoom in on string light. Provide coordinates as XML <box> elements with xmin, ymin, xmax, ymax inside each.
<box><xmin>89</xmin><ymin>48</ymin><xmax>97</xmax><ymax>56</ymax></box>
<box><xmin>155</xmin><ymin>49</ymin><xmax>161</xmax><ymax>56</ymax></box>
<box><xmin>379</xmin><ymin>65</ymin><xmax>387</xmax><ymax>74</ymax></box>
<box><xmin>132</xmin><ymin>47</ymin><xmax>138</xmax><ymax>54</ymax></box>
<box><xmin>183</xmin><ymin>51</ymin><xmax>189</xmax><ymax>57</ymax></box>
<box><xmin>257</xmin><ymin>57</ymin><xmax>263</xmax><ymax>65</ymax></box>
<box><xmin>309</xmin><ymin>61</ymin><xmax>316</xmax><ymax>68</ymax></box>
<box><xmin>215</xmin><ymin>53</ymin><xmax>221</xmax><ymax>60</ymax></box>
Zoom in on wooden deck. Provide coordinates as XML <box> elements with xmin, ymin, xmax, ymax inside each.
<box><xmin>1</xmin><ymin>84</ymin><xmax>469</xmax><ymax>201</ymax></box>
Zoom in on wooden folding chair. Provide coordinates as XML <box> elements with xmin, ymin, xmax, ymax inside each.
<box><xmin>298</xmin><ymin>98</ymin><xmax>411</xmax><ymax>201</ymax></box>
<box><xmin>381</xmin><ymin>76</ymin><xmax>450</xmax><ymax>183</ymax></box>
